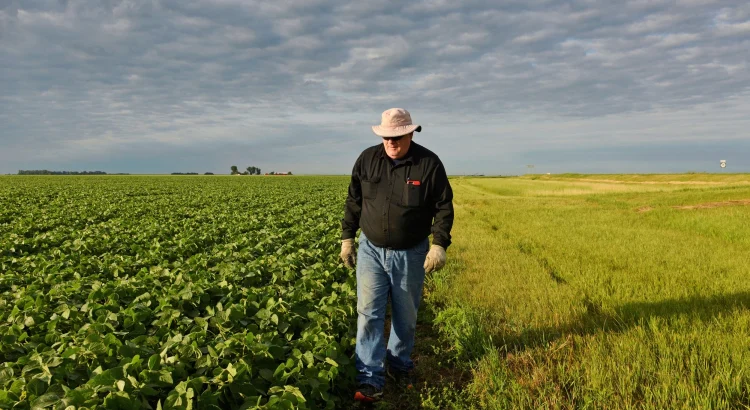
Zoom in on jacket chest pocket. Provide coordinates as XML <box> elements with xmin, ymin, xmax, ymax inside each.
<box><xmin>362</xmin><ymin>176</ymin><xmax>380</xmax><ymax>199</ymax></box>
<box><xmin>402</xmin><ymin>183</ymin><xmax>422</xmax><ymax>207</ymax></box>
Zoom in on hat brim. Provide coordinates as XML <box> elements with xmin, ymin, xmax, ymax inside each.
<box><xmin>371</xmin><ymin>124</ymin><xmax>421</xmax><ymax>137</ymax></box>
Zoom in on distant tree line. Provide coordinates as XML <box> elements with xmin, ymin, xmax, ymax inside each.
<box><xmin>18</xmin><ymin>170</ymin><xmax>108</xmax><ymax>175</ymax></box>
<box><xmin>231</xmin><ymin>166</ymin><xmax>262</xmax><ymax>175</ymax></box>
<box><xmin>228</xmin><ymin>166</ymin><xmax>293</xmax><ymax>175</ymax></box>
<box><xmin>171</xmin><ymin>172</ymin><xmax>200</xmax><ymax>175</ymax></box>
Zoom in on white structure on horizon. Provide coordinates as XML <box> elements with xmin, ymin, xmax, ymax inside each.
<box><xmin>720</xmin><ymin>160</ymin><xmax>727</xmax><ymax>168</ymax></box>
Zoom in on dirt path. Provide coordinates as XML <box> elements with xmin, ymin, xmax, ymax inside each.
<box><xmin>343</xmin><ymin>302</ymin><xmax>472</xmax><ymax>409</ymax></box>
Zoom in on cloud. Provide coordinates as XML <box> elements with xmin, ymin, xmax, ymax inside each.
<box><xmin>0</xmin><ymin>0</ymin><xmax>749</xmax><ymax>174</ymax></box>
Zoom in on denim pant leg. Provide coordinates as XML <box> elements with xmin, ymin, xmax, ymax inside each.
<box><xmin>386</xmin><ymin>237</ymin><xmax>429</xmax><ymax>372</ymax></box>
<box><xmin>354</xmin><ymin>234</ymin><xmax>390</xmax><ymax>388</ymax></box>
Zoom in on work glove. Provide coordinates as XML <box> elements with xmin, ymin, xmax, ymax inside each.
<box><xmin>340</xmin><ymin>238</ymin><xmax>356</xmax><ymax>269</ymax></box>
<box><xmin>423</xmin><ymin>244</ymin><xmax>446</xmax><ymax>274</ymax></box>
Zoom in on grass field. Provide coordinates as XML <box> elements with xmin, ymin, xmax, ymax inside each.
<box><xmin>427</xmin><ymin>173</ymin><xmax>750</xmax><ymax>409</ymax></box>
<box><xmin>3</xmin><ymin>174</ymin><xmax>750</xmax><ymax>409</ymax></box>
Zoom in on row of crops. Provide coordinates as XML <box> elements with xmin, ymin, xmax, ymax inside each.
<box><xmin>0</xmin><ymin>176</ymin><xmax>357</xmax><ymax>409</ymax></box>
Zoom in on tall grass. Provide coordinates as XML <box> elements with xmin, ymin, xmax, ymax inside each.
<box><xmin>431</xmin><ymin>174</ymin><xmax>750</xmax><ymax>409</ymax></box>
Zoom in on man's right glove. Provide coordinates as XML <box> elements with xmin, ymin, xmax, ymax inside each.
<box><xmin>423</xmin><ymin>244</ymin><xmax>446</xmax><ymax>274</ymax></box>
<box><xmin>340</xmin><ymin>238</ymin><xmax>356</xmax><ymax>269</ymax></box>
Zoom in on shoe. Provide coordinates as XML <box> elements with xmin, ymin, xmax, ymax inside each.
<box><xmin>386</xmin><ymin>367</ymin><xmax>417</xmax><ymax>390</ymax></box>
<box><xmin>353</xmin><ymin>383</ymin><xmax>383</xmax><ymax>402</ymax></box>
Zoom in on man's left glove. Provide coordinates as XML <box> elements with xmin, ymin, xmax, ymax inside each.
<box><xmin>340</xmin><ymin>238</ymin><xmax>356</xmax><ymax>269</ymax></box>
<box><xmin>423</xmin><ymin>244</ymin><xmax>446</xmax><ymax>274</ymax></box>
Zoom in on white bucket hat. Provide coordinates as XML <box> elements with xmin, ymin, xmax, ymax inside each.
<box><xmin>371</xmin><ymin>108</ymin><xmax>422</xmax><ymax>137</ymax></box>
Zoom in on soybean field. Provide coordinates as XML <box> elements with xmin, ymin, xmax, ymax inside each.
<box><xmin>0</xmin><ymin>176</ymin><xmax>355</xmax><ymax>409</ymax></box>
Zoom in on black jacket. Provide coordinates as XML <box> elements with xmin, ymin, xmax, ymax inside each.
<box><xmin>341</xmin><ymin>142</ymin><xmax>454</xmax><ymax>249</ymax></box>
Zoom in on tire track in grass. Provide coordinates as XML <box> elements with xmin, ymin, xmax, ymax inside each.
<box><xmin>516</xmin><ymin>239</ymin><xmax>568</xmax><ymax>285</ymax></box>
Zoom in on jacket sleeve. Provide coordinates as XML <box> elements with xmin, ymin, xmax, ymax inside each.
<box><xmin>341</xmin><ymin>154</ymin><xmax>363</xmax><ymax>240</ymax></box>
<box><xmin>430</xmin><ymin>161</ymin><xmax>454</xmax><ymax>249</ymax></box>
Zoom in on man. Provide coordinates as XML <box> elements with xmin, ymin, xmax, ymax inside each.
<box><xmin>340</xmin><ymin>108</ymin><xmax>454</xmax><ymax>403</ymax></box>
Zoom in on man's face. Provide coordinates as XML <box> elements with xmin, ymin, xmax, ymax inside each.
<box><xmin>382</xmin><ymin>132</ymin><xmax>413</xmax><ymax>160</ymax></box>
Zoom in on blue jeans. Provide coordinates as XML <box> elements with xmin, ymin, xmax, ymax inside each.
<box><xmin>355</xmin><ymin>232</ymin><xmax>430</xmax><ymax>389</ymax></box>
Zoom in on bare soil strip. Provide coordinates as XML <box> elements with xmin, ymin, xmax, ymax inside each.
<box><xmin>569</xmin><ymin>178</ymin><xmax>744</xmax><ymax>185</ymax></box>
<box><xmin>673</xmin><ymin>199</ymin><xmax>750</xmax><ymax>209</ymax></box>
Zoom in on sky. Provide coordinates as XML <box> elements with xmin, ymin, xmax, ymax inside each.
<box><xmin>1</xmin><ymin>0</ymin><xmax>749</xmax><ymax>175</ymax></box>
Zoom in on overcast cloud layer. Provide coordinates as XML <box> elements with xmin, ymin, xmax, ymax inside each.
<box><xmin>1</xmin><ymin>0</ymin><xmax>749</xmax><ymax>175</ymax></box>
